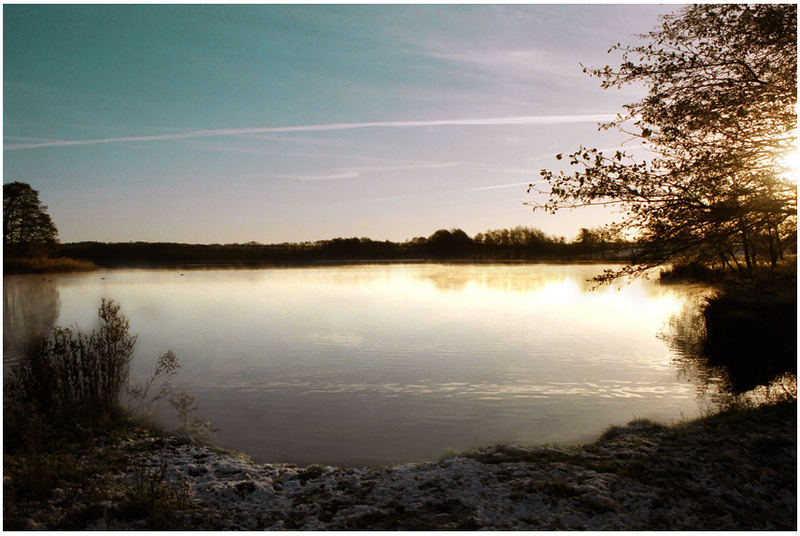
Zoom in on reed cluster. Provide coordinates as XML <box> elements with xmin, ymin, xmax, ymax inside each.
<box><xmin>7</xmin><ymin>299</ymin><xmax>135</xmax><ymax>423</ymax></box>
<box><xmin>3</xmin><ymin>256</ymin><xmax>97</xmax><ymax>274</ymax></box>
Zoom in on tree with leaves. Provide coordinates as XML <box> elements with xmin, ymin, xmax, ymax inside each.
<box><xmin>533</xmin><ymin>4</ymin><xmax>797</xmax><ymax>280</ymax></box>
<box><xmin>3</xmin><ymin>181</ymin><xmax>59</xmax><ymax>257</ymax></box>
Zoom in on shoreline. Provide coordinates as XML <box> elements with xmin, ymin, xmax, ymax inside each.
<box><xmin>5</xmin><ymin>399</ymin><xmax>795</xmax><ymax>530</ymax></box>
<box><xmin>4</xmin><ymin>257</ymin><xmax>631</xmax><ymax>275</ymax></box>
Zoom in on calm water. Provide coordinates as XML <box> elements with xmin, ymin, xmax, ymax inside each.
<box><xmin>4</xmin><ymin>263</ymin><xmax>717</xmax><ymax>466</ymax></box>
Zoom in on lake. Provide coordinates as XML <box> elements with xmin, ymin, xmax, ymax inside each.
<box><xmin>3</xmin><ymin>263</ymin><xmax>718</xmax><ymax>466</ymax></box>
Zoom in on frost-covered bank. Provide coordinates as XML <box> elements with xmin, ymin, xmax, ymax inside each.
<box><xmin>5</xmin><ymin>399</ymin><xmax>795</xmax><ymax>530</ymax></box>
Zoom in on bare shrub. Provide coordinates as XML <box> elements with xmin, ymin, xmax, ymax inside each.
<box><xmin>168</xmin><ymin>391</ymin><xmax>215</xmax><ymax>442</ymax></box>
<box><xmin>5</xmin><ymin>298</ymin><xmax>213</xmax><ymax>446</ymax></box>
<box><xmin>125</xmin><ymin>349</ymin><xmax>180</xmax><ymax>421</ymax></box>
<box><xmin>9</xmin><ymin>299</ymin><xmax>136</xmax><ymax>421</ymax></box>
<box><xmin>121</xmin><ymin>456</ymin><xmax>193</xmax><ymax>528</ymax></box>
<box><xmin>7</xmin><ymin>299</ymin><xmax>183</xmax><ymax>424</ymax></box>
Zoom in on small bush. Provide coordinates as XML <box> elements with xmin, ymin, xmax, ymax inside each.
<box><xmin>125</xmin><ymin>349</ymin><xmax>180</xmax><ymax>421</ymax></box>
<box><xmin>659</xmin><ymin>261</ymin><xmax>720</xmax><ymax>283</ymax></box>
<box><xmin>120</xmin><ymin>457</ymin><xmax>193</xmax><ymax>529</ymax></box>
<box><xmin>8</xmin><ymin>299</ymin><xmax>136</xmax><ymax>423</ymax></box>
<box><xmin>5</xmin><ymin>298</ymin><xmax>211</xmax><ymax>441</ymax></box>
<box><xmin>168</xmin><ymin>391</ymin><xmax>215</xmax><ymax>442</ymax></box>
<box><xmin>297</xmin><ymin>464</ymin><xmax>326</xmax><ymax>484</ymax></box>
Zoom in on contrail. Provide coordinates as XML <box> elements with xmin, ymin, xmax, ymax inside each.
<box><xmin>4</xmin><ymin>114</ymin><xmax>615</xmax><ymax>151</ymax></box>
<box><xmin>464</xmin><ymin>181</ymin><xmax>533</xmax><ymax>192</ymax></box>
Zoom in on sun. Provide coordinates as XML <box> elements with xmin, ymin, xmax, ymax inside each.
<box><xmin>776</xmin><ymin>147</ymin><xmax>799</xmax><ymax>184</ymax></box>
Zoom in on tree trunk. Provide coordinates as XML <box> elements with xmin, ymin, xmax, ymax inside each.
<box><xmin>740</xmin><ymin>225</ymin><xmax>752</xmax><ymax>270</ymax></box>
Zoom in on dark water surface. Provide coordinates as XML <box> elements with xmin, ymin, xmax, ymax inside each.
<box><xmin>4</xmin><ymin>264</ymin><xmax>721</xmax><ymax>466</ymax></box>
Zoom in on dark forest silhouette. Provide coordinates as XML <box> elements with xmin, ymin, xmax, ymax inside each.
<box><xmin>55</xmin><ymin>226</ymin><xmax>635</xmax><ymax>268</ymax></box>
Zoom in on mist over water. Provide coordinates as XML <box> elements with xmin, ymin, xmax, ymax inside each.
<box><xmin>4</xmin><ymin>264</ymin><xmax>719</xmax><ymax>466</ymax></box>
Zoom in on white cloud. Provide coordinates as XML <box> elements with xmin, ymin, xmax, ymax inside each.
<box><xmin>425</xmin><ymin>48</ymin><xmax>566</xmax><ymax>78</ymax></box>
<box><xmin>485</xmin><ymin>167</ymin><xmax>539</xmax><ymax>175</ymax></box>
<box><xmin>277</xmin><ymin>161</ymin><xmax>458</xmax><ymax>182</ymax></box>
<box><xmin>345</xmin><ymin>162</ymin><xmax>456</xmax><ymax>173</ymax></box>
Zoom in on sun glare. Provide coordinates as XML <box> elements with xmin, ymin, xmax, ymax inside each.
<box><xmin>776</xmin><ymin>146</ymin><xmax>799</xmax><ymax>183</ymax></box>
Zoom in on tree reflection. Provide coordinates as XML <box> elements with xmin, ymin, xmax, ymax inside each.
<box><xmin>3</xmin><ymin>276</ymin><xmax>60</xmax><ymax>365</ymax></box>
<box><xmin>664</xmin><ymin>300</ymin><xmax>797</xmax><ymax>406</ymax></box>
<box><xmin>419</xmin><ymin>266</ymin><xmax>598</xmax><ymax>294</ymax></box>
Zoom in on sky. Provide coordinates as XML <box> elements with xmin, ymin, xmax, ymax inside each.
<box><xmin>4</xmin><ymin>4</ymin><xmax>679</xmax><ymax>244</ymax></box>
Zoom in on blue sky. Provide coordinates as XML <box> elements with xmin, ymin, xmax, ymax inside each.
<box><xmin>4</xmin><ymin>4</ymin><xmax>675</xmax><ymax>243</ymax></box>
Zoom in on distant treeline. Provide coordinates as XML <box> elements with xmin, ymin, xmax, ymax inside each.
<box><xmin>57</xmin><ymin>226</ymin><xmax>636</xmax><ymax>268</ymax></box>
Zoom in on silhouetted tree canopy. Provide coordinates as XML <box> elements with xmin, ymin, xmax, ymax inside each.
<box><xmin>56</xmin><ymin>226</ymin><xmax>636</xmax><ymax>268</ymax></box>
<box><xmin>425</xmin><ymin>229</ymin><xmax>474</xmax><ymax>258</ymax></box>
<box><xmin>534</xmin><ymin>4</ymin><xmax>797</xmax><ymax>280</ymax></box>
<box><xmin>3</xmin><ymin>182</ymin><xmax>59</xmax><ymax>257</ymax></box>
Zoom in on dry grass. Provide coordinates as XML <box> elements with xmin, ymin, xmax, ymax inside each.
<box><xmin>4</xmin><ymin>256</ymin><xmax>97</xmax><ymax>274</ymax></box>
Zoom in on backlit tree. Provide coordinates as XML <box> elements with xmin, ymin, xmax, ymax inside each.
<box><xmin>533</xmin><ymin>4</ymin><xmax>797</xmax><ymax>280</ymax></box>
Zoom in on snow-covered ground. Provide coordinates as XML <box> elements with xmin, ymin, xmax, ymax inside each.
<box><xmin>9</xmin><ymin>401</ymin><xmax>795</xmax><ymax>530</ymax></box>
